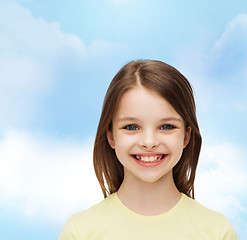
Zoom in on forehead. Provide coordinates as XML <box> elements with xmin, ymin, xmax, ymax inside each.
<box><xmin>114</xmin><ymin>86</ymin><xmax>182</xmax><ymax>120</ymax></box>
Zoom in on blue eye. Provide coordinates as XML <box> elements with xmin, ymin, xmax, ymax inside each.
<box><xmin>160</xmin><ymin>124</ymin><xmax>174</xmax><ymax>130</ymax></box>
<box><xmin>125</xmin><ymin>124</ymin><xmax>139</xmax><ymax>131</ymax></box>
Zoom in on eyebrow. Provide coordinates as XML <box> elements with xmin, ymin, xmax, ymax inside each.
<box><xmin>117</xmin><ymin>117</ymin><xmax>182</xmax><ymax>123</ymax></box>
<box><xmin>159</xmin><ymin>117</ymin><xmax>182</xmax><ymax>123</ymax></box>
<box><xmin>117</xmin><ymin>117</ymin><xmax>139</xmax><ymax>123</ymax></box>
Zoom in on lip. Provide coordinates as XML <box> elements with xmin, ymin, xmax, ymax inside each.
<box><xmin>131</xmin><ymin>153</ymin><xmax>168</xmax><ymax>168</ymax></box>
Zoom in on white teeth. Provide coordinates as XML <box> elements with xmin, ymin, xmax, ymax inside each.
<box><xmin>135</xmin><ymin>155</ymin><xmax>164</xmax><ymax>163</ymax></box>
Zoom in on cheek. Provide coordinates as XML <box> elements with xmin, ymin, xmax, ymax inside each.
<box><xmin>114</xmin><ymin>133</ymin><xmax>136</xmax><ymax>156</ymax></box>
<box><xmin>114</xmin><ymin>131</ymin><xmax>137</xmax><ymax>146</ymax></box>
<box><xmin>114</xmin><ymin>134</ymin><xmax>142</xmax><ymax>167</ymax></box>
<box><xmin>165</xmin><ymin>134</ymin><xmax>185</xmax><ymax>156</ymax></box>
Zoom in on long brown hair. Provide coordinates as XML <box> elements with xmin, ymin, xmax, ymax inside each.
<box><xmin>93</xmin><ymin>60</ymin><xmax>202</xmax><ymax>199</ymax></box>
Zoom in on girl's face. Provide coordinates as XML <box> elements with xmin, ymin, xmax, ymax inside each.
<box><xmin>107</xmin><ymin>86</ymin><xmax>191</xmax><ymax>184</ymax></box>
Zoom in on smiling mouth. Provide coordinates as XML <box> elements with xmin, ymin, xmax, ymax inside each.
<box><xmin>131</xmin><ymin>154</ymin><xmax>167</xmax><ymax>163</ymax></box>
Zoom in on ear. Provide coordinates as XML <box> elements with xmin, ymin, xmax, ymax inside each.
<box><xmin>106</xmin><ymin>129</ymin><xmax>115</xmax><ymax>149</ymax></box>
<box><xmin>183</xmin><ymin>126</ymin><xmax>191</xmax><ymax>148</ymax></box>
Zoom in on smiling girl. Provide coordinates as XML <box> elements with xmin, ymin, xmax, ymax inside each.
<box><xmin>58</xmin><ymin>60</ymin><xmax>238</xmax><ymax>239</ymax></box>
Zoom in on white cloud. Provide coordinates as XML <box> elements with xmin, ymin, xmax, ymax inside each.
<box><xmin>0</xmin><ymin>130</ymin><xmax>103</xmax><ymax>224</ymax></box>
<box><xmin>0</xmin><ymin>1</ymin><xmax>125</xmax><ymax>131</ymax></box>
<box><xmin>175</xmin><ymin>13</ymin><xmax>247</xmax><ymax>127</ymax></box>
<box><xmin>0</xmin><ymin>1</ymin><xmax>86</xmax><ymax>57</ymax></box>
<box><xmin>0</xmin><ymin>1</ymin><xmax>86</xmax><ymax>129</ymax></box>
<box><xmin>178</xmin><ymin>13</ymin><xmax>247</xmax><ymax>78</ymax></box>
<box><xmin>195</xmin><ymin>142</ymin><xmax>247</xmax><ymax>234</ymax></box>
<box><xmin>196</xmin><ymin>142</ymin><xmax>247</xmax><ymax>204</ymax></box>
<box><xmin>214</xmin><ymin>13</ymin><xmax>247</xmax><ymax>53</ymax></box>
<box><xmin>211</xmin><ymin>13</ymin><xmax>247</xmax><ymax>86</ymax></box>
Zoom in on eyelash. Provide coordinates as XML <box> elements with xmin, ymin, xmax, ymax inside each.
<box><xmin>124</xmin><ymin>124</ymin><xmax>139</xmax><ymax>131</ymax></box>
<box><xmin>123</xmin><ymin>124</ymin><xmax>175</xmax><ymax>131</ymax></box>
<box><xmin>160</xmin><ymin>124</ymin><xmax>175</xmax><ymax>130</ymax></box>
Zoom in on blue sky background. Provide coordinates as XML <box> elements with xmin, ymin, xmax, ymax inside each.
<box><xmin>0</xmin><ymin>0</ymin><xmax>246</xmax><ymax>239</ymax></box>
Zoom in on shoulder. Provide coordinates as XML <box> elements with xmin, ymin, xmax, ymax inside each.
<box><xmin>180</xmin><ymin>194</ymin><xmax>239</xmax><ymax>239</ymax></box>
<box><xmin>71</xmin><ymin>193</ymin><xmax>114</xmax><ymax>224</ymax></box>
<box><xmin>58</xmin><ymin>194</ymin><xmax>115</xmax><ymax>240</ymax></box>
<box><xmin>181</xmin><ymin>194</ymin><xmax>226</xmax><ymax>221</ymax></box>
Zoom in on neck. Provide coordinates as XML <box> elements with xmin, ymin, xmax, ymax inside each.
<box><xmin>116</xmin><ymin>171</ymin><xmax>181</xmax><ymax>216</ymax></box>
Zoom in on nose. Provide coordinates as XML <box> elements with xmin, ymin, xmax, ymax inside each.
<box><xmin>139</xmin><ymin>130</ymin><xmax>159</xmax><ymax>150</ymax></box>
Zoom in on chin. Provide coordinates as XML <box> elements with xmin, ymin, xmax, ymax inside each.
<box><xmin>137</xmin><ymin>173</ymin><xmax>168</xmax><ymax>184</ymax></box>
